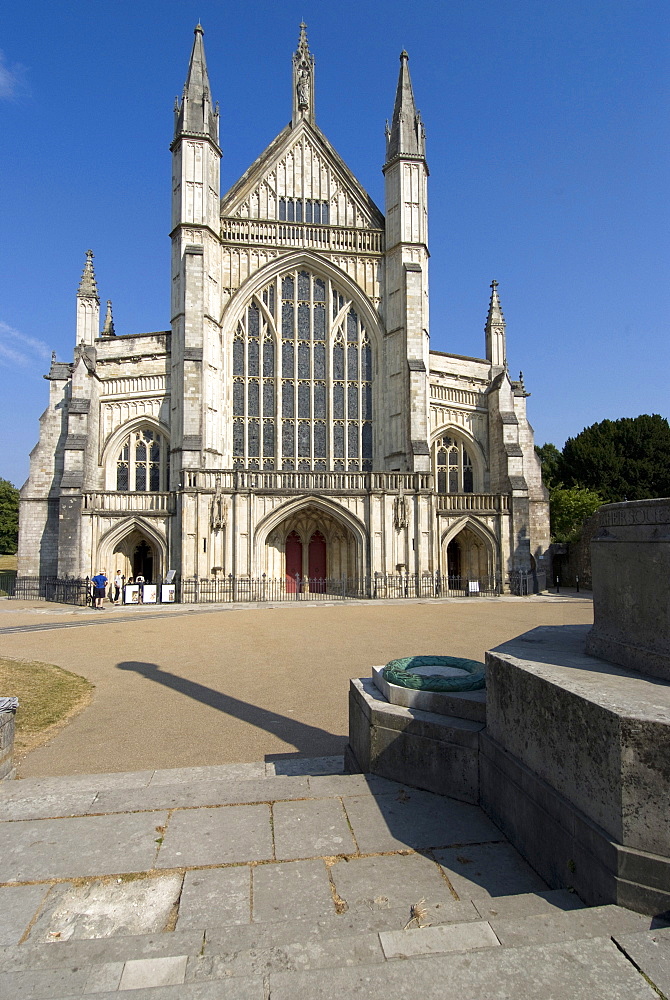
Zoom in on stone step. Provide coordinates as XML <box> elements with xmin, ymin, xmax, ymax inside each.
<box><xmin>3</xmin><ymin>900</ymin><xmax>661</xmax><ymax>998</ymax></box>
<box><xmin>11</xmin><ymin>924</ymin><xmax>668</xmax><ymax>999</ymax></box>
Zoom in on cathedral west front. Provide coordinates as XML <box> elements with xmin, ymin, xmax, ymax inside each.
<box><xmin>19</xmin><ymin>24</ymin><xmax>550</xmax><ymax>595</ymax></box>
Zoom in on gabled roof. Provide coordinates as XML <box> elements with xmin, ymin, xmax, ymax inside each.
<box><xmin>221</xmin><ymin>117</ymin><xmax>384</xmax><ymax>230</ymax></box>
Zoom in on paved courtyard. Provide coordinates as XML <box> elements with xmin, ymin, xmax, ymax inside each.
<box><xmin>0</xmin><ymin>593</ymin><xmax>593</xmax><ymax>778</ymax></box>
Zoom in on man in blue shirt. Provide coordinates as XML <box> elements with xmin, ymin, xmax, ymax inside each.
<box><xmin>91</xmin><ymin>570</ymin><xmax>108</xmax><ymax>609</ymax></box>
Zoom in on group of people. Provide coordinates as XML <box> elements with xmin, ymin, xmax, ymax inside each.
<box><xmin>90</xmin><ymin>570</ymin><xmax>146</xmax><ymax>608</ymax></box>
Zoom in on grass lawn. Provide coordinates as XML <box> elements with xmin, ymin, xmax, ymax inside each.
<box><xmin>0</xmin><ymin>658</ymin><xmax>93</xmax><ymax>758</ymax></box>
<box><xmin>0</xmin><ymin>554</ymin><xmax>17</xmax><ymax>571</ymax></box>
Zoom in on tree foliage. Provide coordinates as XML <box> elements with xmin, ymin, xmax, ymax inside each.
<box><xmin>535</xmin><ymin>442</ymin><xmax>562</xmax><ymax>490</ymax></box>
<box><xmin>0</xmin><ymin>479</ymin><xmax>19</xmax><ymax>554</ymax></box>
<box><xmin>549</xmin><ymin>486</ymin><xmax>603</xmax><ymax>543</ymax></box>
<box><xmin>559</xmin><ymin>415</ymin><xmax>670</xmax><ymax>504</ymax></box>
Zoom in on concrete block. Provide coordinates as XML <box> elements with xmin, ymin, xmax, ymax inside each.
<box><xmin>485</xmin><ymin>624</ymin><xmax>670</xmax><ymax>856</ymax></box>
<box><xmin>472</xmin><ymin>889</ymin><xmax>586</xmax><ymax>920</ymax></box>
<box><xmin>379</xmin><ymin>919</ymin><xmax>499</xmax><ymax>958</ymax></box>
<box><xmin>587</xmin><ymin>499</ymin><xmax>670</xmax><ymax>681</ymax></box>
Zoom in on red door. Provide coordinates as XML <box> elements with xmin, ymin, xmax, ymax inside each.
<box><xmin>285</xmin><ymin>531</ymin><xmax>302</xmax><ymax>593</ymax></box>
<box><xmin>308</xmin><ymin>531</ymin><xmax>327</xmax><ymax>592</ymax></box>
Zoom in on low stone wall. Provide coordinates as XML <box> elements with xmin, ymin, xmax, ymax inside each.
<box><xmin>0</xmin><ymin>708</ymin><xmax>17</xmax><ymax>780</ymax></box>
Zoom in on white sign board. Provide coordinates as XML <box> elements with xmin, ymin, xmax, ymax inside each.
<box><xmin>468</xmin><ymin>581</ymin><xmax>480</xmax><ymax>594</ymax></box>
<box><xmin>161</xmin><ymin>584</ymin><xmax>176</xmax><ymax>603</ymax></box>
<box><xmin>142</xmin><ymin>584</ymin><xmax>157</xmax><ymax>604</ymax></box>
<box><xmin>124</xmin><ymin>585</ymin><xmax>140</xmax><ymax>604</ymax></box>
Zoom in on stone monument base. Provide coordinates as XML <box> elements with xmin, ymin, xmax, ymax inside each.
<box><xmin>0</xmin><ymin>708</ymin><xmax>17</xmax><ymax>781</ymax></box>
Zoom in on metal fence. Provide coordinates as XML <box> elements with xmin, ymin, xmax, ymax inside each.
<box><xmin>2</xmin><ymin>574</ymin><xmax>91</xmax><ymax>606</ymax></box>
<box><xmin>179</xmin><ymin>573</ymin><xmax>502</xmax><ymax>604</ymax></box>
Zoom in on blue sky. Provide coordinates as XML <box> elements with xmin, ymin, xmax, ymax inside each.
<box><xmin>1</xmin><ymin>0</ymin><xmax>668</xmax><ymax>487</ymax></box>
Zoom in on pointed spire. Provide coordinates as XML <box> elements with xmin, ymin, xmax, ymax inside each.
<box><xmin>486</xmin><ymin>279</ymin><xmax>505</xmax><ymax>327</ymax></box>
<box><xmin>102</xmin><ymin>299</ymin><xmax>115</xmax><ymax>337</ymax></box>
<box><xmin>485</xmin><ymin>279</ymin><xmax>507</xmax><ymax>370</ymax></box>
<box><xmin>292</xmin><ymin>21</ymin><xmax>315</xmax><ymax>126</ymax></box>
<box><xmin>173</xmin><ymin>23</ymin><xmax>219</xmax><ymax>148</ymax></box>
<box><xmin>386</xmin><ymin>50</ymin><xmax>426</xmax><ymax>163</ymax></box>
<box><xmin>77</xmin><ymin>250</ymin><xmax>99</xmax><ymax>301</ymax></box>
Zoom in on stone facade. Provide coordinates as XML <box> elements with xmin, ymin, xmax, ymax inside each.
<box><xmin>19</xmin><ymin>24</ymin><xmax>549</xmax><ymax>590</ymax></box>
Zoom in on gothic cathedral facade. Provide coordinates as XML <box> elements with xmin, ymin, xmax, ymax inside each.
<box><xmin>19</xmin><ymin>25</ymin><xmax>550</xmax><ymax>592</ymax></box>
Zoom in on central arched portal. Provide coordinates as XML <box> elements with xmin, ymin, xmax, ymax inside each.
<box><xmin>261</xmin><ymin>503</ymin><xmax>362</xmax><ymax>591</ymax></box>
<box><xmin>443</xmin><ymin>522</ymin><xmax>495</xmax><ymax>590</ymax></box>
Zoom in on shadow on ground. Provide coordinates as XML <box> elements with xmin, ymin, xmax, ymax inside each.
<box><xmin>116</xmin><ymin>660</ymin><xmax>346</xmax><ymax>759</ymax></box>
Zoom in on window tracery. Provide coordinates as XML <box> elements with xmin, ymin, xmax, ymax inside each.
<box><xmin>232</xmin><ymin>269</ymin><xmax>373</xmax><ymax>471</ymax></box>
<box><xmin>434</xmin><ymin>435</ymin><xmax>474</xmax><ymax>493</ymax></box>
<box><xmin>115</xmin><ymin>428</ymin><xmax>170</xmax><ymax>492</ymax></box>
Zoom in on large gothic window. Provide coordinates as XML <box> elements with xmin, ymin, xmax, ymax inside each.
<box><xmin>116</xmin><ymin>428</ymin><xmax>170</xmax><ymax>492</ymax></box>
<box><xmin>434</xmin><ymin>435</ymin><xmax>475</xmax><ymax>493</ymax></box>
<box><xmin>232</xmin><ymin>269</ymin><xmax>373</xmax><ymax>471</ymax></box>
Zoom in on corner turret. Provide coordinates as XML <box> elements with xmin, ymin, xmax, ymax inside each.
<box><xmin>76</xmin><ymin>250</ymin><xmax>100</xmax><ymax>346</ymax></box>
<box><xmin>485</xmin><ymin>279</ymin><xmax>507</xmax><ymax>373</ymax></box>
<box><xmin>172</xmin><ymin>23</ymin><xmax>220</xmax><ymax>149</ymax></box>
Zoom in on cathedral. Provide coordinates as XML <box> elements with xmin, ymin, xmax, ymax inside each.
<box><xmin>18</xmin><ymin>24</ymin><xmax>550</xmax><ymax>594</ymax></box>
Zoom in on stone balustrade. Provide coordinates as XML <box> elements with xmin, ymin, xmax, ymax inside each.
<box><xmin>82</xmin><ymin>492</ymin><xmax>176</xmax><ymax>514</ymax></box>
<box><xmin>220</xmin><ymin>218</ymin><xmax>384</xmax><ymax>255</ymax></box>
<box><xmin>437</xmin><ymin>493</ymin><xmax>510</xmax><ymax>513</ymax></box>
<box><xmin>181</xmin><ymin>470</ymin><xmax>433</xmax><ymax>493</ymax></box>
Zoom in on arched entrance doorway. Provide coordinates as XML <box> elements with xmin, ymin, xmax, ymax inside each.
<box><xmin>104</xmin><ymin>526</ymin><xmax>163</xmax><ymax>585</ymax></box>
<box><xmin>444</xmin><ymin>523</ymin><xmax>495</xmax><ymax>590</ymax></box>
<box><xmin>132</xmin><ymin>540</ymin><xmax>154</xmax><ymax>582</ymax></box>
<box><xmin>261</xmin><ymin>503</ymin><xmax>362</xmax><ymax>590</ymax></box>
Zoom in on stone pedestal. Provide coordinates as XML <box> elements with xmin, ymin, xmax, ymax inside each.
<box><xmin>482</xmin><ymin>624</ymin><xmax>670</xmax><ymax>915</ymax></box>
<box><xmin>0</xmin><ymin>708</ymin><xmax>17</xmax><ymax>781</ymax></box>
<box><xmin>346</xmin><ymin>673</ymin><xmax>484</xmax><ymax>803</ymax></box>
<box><xmin>586</xmin><ymin>498</ymin><xmax>670</xmax><ymax>681</ymax></box>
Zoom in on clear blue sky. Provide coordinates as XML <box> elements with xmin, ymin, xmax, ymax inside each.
<box><xmin>1</xmin><ymin>0</ymin><xmax>668</xmax><ymax>487</ymax></box>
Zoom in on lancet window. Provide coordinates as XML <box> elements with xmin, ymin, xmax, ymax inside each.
<box><xmin>434</xmin><ymin>435</ymin><xmax>474</xmax><ymax>493</ymax></box>
<box><xmin>279</xmin><ymin>198</ymin><xmax>329</xmax><ymax>224</ymax></box>
<box><xmin>232</xmin><ymin>269</ymin><xmax>373</xmax><ymax>471</ymax></box>
<box><xmin>115</xmin><ymin>428</ymin><xmax>170</xmax><ymax>492</ymax></box>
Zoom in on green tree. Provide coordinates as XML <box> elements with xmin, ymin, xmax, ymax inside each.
<box><xmin>535</xmin><ymin>442</ymin><xmax>562</xmax><ymax>489</ymax></box>
<box><xmin>560</xmin><ymin>414</ymin><xmax>670</xmax><ymax>504</ymax></box>
<box><xmin>0</xmin><ymin>479</ymin><xmax>19</xmax><ymax>554</ymax></box>
<box><xmin>550</xmin><ymin>486</ymin><xmax>603</xmax><ymax>542</ymax></box>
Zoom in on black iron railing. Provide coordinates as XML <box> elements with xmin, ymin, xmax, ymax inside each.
<box><xmin>3</xmin><ymin>575</ymin><xmax>91</xmax><ymax>606</ymax></box>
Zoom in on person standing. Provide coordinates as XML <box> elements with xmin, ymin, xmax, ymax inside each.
<box><xmin>135</xmin><ymin>573</ymin><xmax>145</xmax><ymax>604</ymax></box>
<box><xmin>91</xmin><ymin>570</ymin><xmax>108</xmax><ymax>609</ymax></box>
<box><xmin>113</xmin><ymin>569</ymin><xmax>123</xmax><ymax>605</ymax></box>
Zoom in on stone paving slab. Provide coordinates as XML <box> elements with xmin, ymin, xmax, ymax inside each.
<box><xmin>266</xmin><ymin>935</ymin><xmax>657</xmax><ymax>999</ymax></box>
<box><xmin>380</xmin><ymin>919</ymin><xmax>500</xmax><ymax>958</ymax></box>
<box><xmin>50</xmin><ymin>979</ymin><xmax>264</xmax><ymax>998</ymax></box>
<box><xmin>490</xmin><ymin>904</ymin><xmax>661</xmax><ymax>948</ymax></box>
<box><xmin>613</xmin><ymin>926</ymin><xmax>670</xmax><ymax>997</ymax></box>
<box><xmin>119</xmin><ymin>953</ymin><xmax>189</xmax><ymax>990</ymax></box>
<box><xmin>329</xmin><ymin>852</ymin><xmax>456</xmax><ymax>912</ymax></box>
<box><xmin>88</xmin><ymin>775</ymin><xmax>310</xmax><ymax>815</ymax></box>
<box><xmin>251</xmin><ymin>859</ymin><xmax>334</xmax><ymax>923</ymax></box>
<box><xmin>156</xmin><ymin>804</ymin><xmax>273</xmax><ymax>868</ymax></box>
<box><xmin>342</xmin><ymin>787</ymin><xmax>503</xmax><ymax>854</ymax></box>
<box><xmin>305</xmin><ymin>773</ymin><xmax>403</xmax><ymax>797</ymax></box>
<box><xmin>472</xmin><ymin>888</ymin><xmax>586</xmax><ymax>920</ymax></box>
<box><xmin>269</xmin><ymin>755</ymin><xmax>344</xmax><ymax>777</ymax></box>
<box><xmin>0</xmin><ymin>771</ymin><xmax>154</xmax><ymax>800</ymax></box>
<box><xmin>432</xmin><ymin>842</ymin><xmax>549</xmax><ymax>898</ymax></box>
<box><xmin>0</xmin><ymin>930</ymin><xmax>206</xmax><ymax>973</ymax></box>
<box><xmin>0</xmin><ymin>811</ymin><xmax>168</xmax><ymax>881</ymax></box>
<box><xmin>273</xmin><ymin>798</ymin><xmax>357</xmax><ymax>860</ymax></box>
<box><xmin>0</xmin><ymin>884</ymin><xmax>51</xmax><ymax>946</ymax></box>
<box><xmin>148</xmin><ymin>762</ymin><xmax>267</xmax><ymax>784</ymax></box>
<box><xmin>28</xmin><ymin>874</ymin><xmax>183</xmax><ymax>943</ymax></box>
<box><xmin>176</xmin><ymin>867</ymin><xmax>251</xmax><ymax>930</ymax></box>
<box><xmin>1</xmin><ymin>790</ymin><xmax>100</xmax><ymax>821</ymax></box>
<box><xmin>2</xmin><ymin>964</ymin><xmax>92</xmax><ymax>999</ymax></box>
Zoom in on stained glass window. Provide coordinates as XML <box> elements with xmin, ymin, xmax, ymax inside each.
<box><xmin>115</xmin><ymin>428</ymin><xmax>168</xmax><ymax>491</ymax></box>
<box><xmin>231</xmin><ymin>271</ymin><xmax>373</xmax><ymax>471</ymax></box>
<box><xmin>434</xmin><ymin>435</ymin><xmax>475</xmax><ymax>494</ymax></box>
